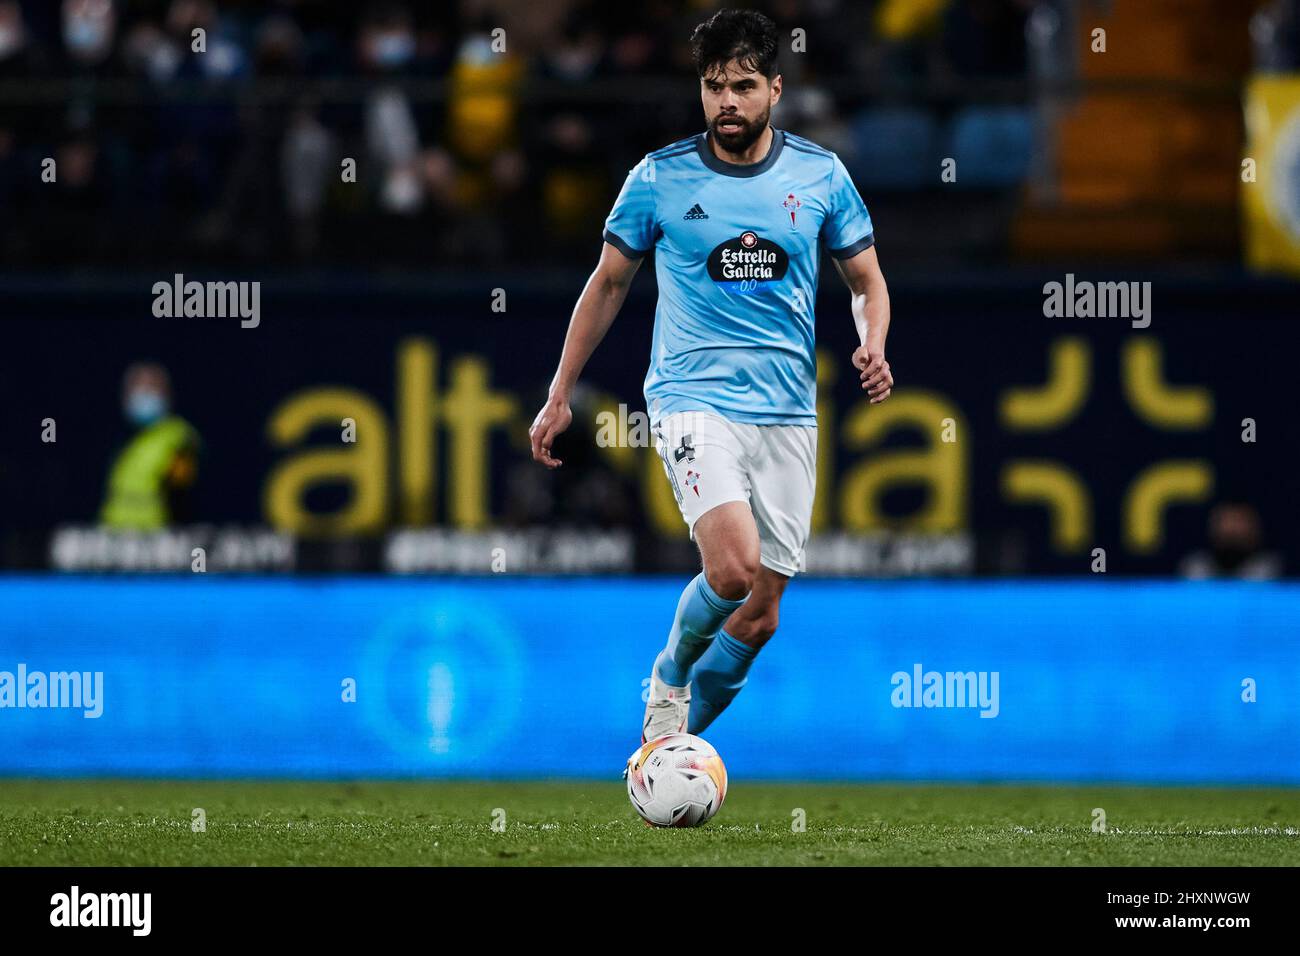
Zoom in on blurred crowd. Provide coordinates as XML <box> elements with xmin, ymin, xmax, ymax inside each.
<box><xmin>0</xmin><ymin>0</ymin><xmax>1036</xmax><ymax>271</ymax></box>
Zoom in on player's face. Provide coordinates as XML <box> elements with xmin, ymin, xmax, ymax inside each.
<box><xmin>700</xmin><ymin>60</ymin><xmax>781</xmax><ymax>155</ymax></box>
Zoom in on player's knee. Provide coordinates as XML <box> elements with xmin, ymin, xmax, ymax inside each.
<box><xmin>706</xmin><ymin>555</ymin><xmax>758</xmax><ymax>601</ymax></box>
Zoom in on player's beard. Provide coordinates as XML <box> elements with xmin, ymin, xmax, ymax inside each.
<box><xmin>710</xmin><ymin>104</ymin><xmax>770</xmax><ymax>157</ymax></box>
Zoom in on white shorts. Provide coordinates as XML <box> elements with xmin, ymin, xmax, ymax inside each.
<box><xmin>653</xmin><ymin>410</ymin><xmax>817</xmax><ymax>577</ymax></box>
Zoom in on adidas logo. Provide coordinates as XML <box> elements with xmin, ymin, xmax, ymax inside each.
<box><xmin>683</xmin><ymin>204</ymin><xmax>709</xmax><ymax>220</ymax></box>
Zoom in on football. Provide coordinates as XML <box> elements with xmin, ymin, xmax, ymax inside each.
<box><xmin>625</xmin><ymin>733</ymin><xmax>728</xmax><ymax>827</ymax></box>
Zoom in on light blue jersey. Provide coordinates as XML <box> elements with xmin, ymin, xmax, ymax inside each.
<box><xmin>603</xmin><ymin>128</ymin><xmax>874</xmax><ymax>426</ymax></box>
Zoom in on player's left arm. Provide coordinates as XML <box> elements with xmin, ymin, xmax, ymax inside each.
<box><xmin>833</xmin><ymin>245</ymin><xmax>892</xmax><ymax>404</ymax></box>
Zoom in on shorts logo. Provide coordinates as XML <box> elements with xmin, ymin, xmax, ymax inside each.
<box><xmin>782</xmin><ymin>193</ymin><xmax>802</xmax><ymax>229</ymax></box>
<box><xmin>684</xmin><ymin>469</ymin><xmax>702</xmax><ymax>497</ymax></box>
<box><xmin>656</xmin><ymin>435</ymin><xmax>685</xmax><ymax>508</ymax></box>
<box><xmin>673</xmin><ymin>435</ymin><xmax>696</xmax><ymax>463</ymax></box>
<box><xmin>707</xmin><ymin>232</ymin><xmax>789</xmax><ymax>293</ymax></box>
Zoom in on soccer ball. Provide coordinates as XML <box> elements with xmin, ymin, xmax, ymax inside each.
<box><xmin>625</xmin><ymin>733</ymin><xmax>727</xmax><ymax>827</ymax></box>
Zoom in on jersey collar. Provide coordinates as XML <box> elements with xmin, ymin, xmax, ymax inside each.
<box><xmin>696</xmin><ymin>127</ymin><xmax>784</xmax><ymax>178</ymax></box>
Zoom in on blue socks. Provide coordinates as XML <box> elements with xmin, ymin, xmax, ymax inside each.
<box><xmin>653</xmin><ymin>572</ymin><xmax>748</xmax><ymax>687</ymax></box>
<box><xmin>688</xmin><ymin>630</ymin><xmax>759</xmax><ymax>734</ymax></box>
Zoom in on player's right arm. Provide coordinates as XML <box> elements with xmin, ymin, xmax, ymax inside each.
<box><xmin>529</xmin><ymin>242</ymin><xmax>643</xmax><ymax>468</ymax></box>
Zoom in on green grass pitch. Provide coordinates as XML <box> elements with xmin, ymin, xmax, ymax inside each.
<box><xmin>1</xmin><ymin>780</ymin><xmax>1297</xmax><ymax>866</ymax></box>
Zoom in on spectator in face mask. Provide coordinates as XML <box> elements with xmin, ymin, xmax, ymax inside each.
<box><xmin>0</xmin><ymin>0</ymin><xmax>46</xmax><ymax>80</ymax></box>
<box><xmin>100</xmin><ymin>362</ymin><xmax>201</xmax><ymax>530</ymax></box>
<box><xmin>0</xmin><ymin>1</ymin><xmax>24</xmax><ymax>64</ymax></box>
<box><xmin>62</xmin><ymin>0</ymin><xmax>116</xmax><ymax>69</ymax></box>
<box><xmin>1179</xmin><ymin>502</ymin><xmax>1283</xmax><ymax>580</ymax></box>
<box><xmin>0</xmin><ymin>1</ymin><xmax>32</xmax><ymax>209</ymax></box>
<box><xmin>360</xmin><ymin>2</ymin><xmax>417</xmax><ymax>76</ymax></box>
<box><xmin>358</xmin><ymin>3</ymin><xmax>424</xmax><ymax>214</ymax></box>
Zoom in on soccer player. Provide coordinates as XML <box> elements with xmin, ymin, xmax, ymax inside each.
<box><xmin>529</xmin><ymin>9</ymin><xmax>893</xmax><ymax>742</ymax></box>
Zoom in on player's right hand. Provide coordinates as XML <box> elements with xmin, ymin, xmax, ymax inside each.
<box><xmin>529</xmin><ymin>397</ymin><xmax>573</xmax><ymax>468</ymax></box>
<box><xmin>853</xmin><ymin>345</ymin><xmax>893</xmax><ymax>404</ymax></box>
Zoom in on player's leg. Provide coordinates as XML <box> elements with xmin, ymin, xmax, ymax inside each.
<box><xmin>688</xmin><ymin>565</ymin><xmax>787</xmax><ymax>734</ymax></box>
<box><xmin>687</xmin><ymin>422</ymin><xmax>815</xmax><ymax>733</ymax></box>
<box><xmin>643</xmin><ymin>413</ymin><xmax>754</xmax><ymax>741</ymax></box>
<box><xmin>654</xmin><ymin>500</ymin><xmax>758</xmax><ymax>681</ymax></box>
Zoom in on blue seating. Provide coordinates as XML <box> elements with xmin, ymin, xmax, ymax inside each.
<box><xmin>945</xmin><ymin>106</ymin><xmax>1035</xmax><ymax>187</ymax></box>
<box><xmin>848</xmin><ymin>107</ymin><xmax>940</xmax><ymax>189</ymax></box>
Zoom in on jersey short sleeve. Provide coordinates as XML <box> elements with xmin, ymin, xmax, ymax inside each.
<box><xmin>820</xmin><ymin>154</ymin><xmax>874</xmax><ymax>259</ymax></box>
<box><xmin>603</xmin><ymin>157</ymin><xmax>658</xmax><ymax>259</ymax></box>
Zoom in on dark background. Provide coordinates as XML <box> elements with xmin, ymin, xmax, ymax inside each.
<box><xmin>0</xmin><ymin>0</ymin><xmax>1296</xmax><ymax>576</ymax></box>
<box><xmin>2</xmin><ymin>271</ymin><xmax>1294</xmax><ymax>574</ymax></box>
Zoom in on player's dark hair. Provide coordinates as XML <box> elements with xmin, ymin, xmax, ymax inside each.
<box><xmin>690</xmin><ymin>9</ymin><xmax>779</xmax><ymax>80</ymax></box>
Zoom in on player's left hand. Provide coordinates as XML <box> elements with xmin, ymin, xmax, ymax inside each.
<box><xmin>852</xmin><ymin>346</ymin><xmax>893</xmax><ymax>404</ymax></box>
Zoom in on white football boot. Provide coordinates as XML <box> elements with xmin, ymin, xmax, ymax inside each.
<box><xmin>642</xmin><ymin>670</ymin><xmax>691</xmax><ymax>744</ymax></box>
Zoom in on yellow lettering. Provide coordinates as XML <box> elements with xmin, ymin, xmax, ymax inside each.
<box><xmin>1125</xmin><ymin>461</ymin><xmax>1213</xmax><ymax>552</ymax></box>
<box><xmin>442</xmin><ymin>357</ymin><xmax>517</xmax><ymax>528</ymax></box>
<box><xmin>397</xmin><ymin>338</ymin><xmax>438</xmax><ymax>525</ymax></box>
<box><xmin>838</xmin><ymin>392</ymin><xmax>967</xmax><ymax>531</ymax></box>
<box><xmin>264</xmin><ymin>389</ymin><xmax>389</xmax><ymax>534</ymax></box>
<box><xmin>1123</xmin><ymin>339</ymin><xmax>1213</xmax><ymax>429</ymax></box>
<box><xmin>1001</xmin><ymin>461</ymin><xmax>1091</xmax><ymax>552</ymax></box>
<box><xmin>1001</xmin><ymin>337</ymin><xmax>1090</xmax><ymax>430</ymax></box>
